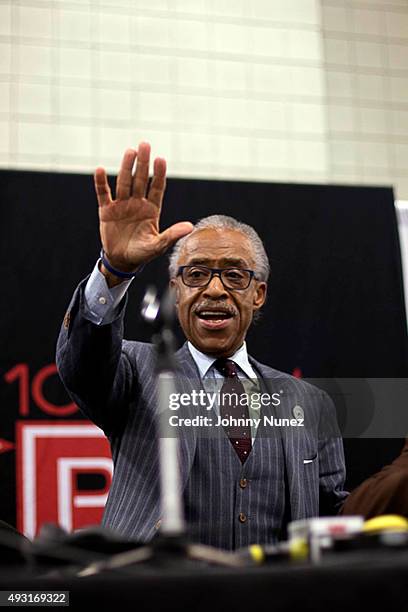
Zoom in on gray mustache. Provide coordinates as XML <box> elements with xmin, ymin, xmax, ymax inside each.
<box><xmin>193</xmin><ymin>301</ymin><xmax>238</xmax><ymax>317</ymax></box>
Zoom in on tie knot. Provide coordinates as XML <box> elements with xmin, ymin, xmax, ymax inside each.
<box><xmin>213</xmin><ymin>358</ymin><xmax>238</xmax><ymax>378</ymax></box>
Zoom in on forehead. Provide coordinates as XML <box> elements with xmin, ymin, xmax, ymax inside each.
<box><xmin>178</xmin><ymin>228</ymin><xmax>255</xmax><ymax>266</ymax></box>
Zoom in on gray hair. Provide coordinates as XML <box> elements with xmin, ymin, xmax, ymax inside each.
<box><xmin>168</xmin><ymin>214</ymin><xmax>270</xmax><ymax>281</ymax></box>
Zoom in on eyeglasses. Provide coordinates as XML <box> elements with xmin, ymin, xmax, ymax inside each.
<box><xmin>177</xmin><ymin>265</ymin><xmax>256</xmax><ymax>290</ymax></box>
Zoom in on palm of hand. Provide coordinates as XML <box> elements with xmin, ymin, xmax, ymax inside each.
<box><xmin>99</xmin><ymin>196</ymin><xmax>162</xmax><ymax>267</ymax></box>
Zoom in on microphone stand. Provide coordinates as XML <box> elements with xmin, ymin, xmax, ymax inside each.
<box><xmin>140</xmin><ymin>286</ymin><xmax>187</xmax><ymax>562</ymax></box>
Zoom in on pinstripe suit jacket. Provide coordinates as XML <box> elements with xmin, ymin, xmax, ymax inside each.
<box><xmin>56</xmin><ymin>279</ymin><xmax>348</xmax><ymax>542</ymax></box>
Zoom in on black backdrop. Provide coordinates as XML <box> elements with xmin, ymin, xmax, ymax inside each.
<box><xmin>1</xmin><ymin>169</ymin><xmax>407</xmax><ymax>530</ymax></box>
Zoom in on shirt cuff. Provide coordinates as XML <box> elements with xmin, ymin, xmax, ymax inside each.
<box><xmin>83</xmin><ymin>260</ymin><xmax>133</xmax><ymax>325</ymax></box>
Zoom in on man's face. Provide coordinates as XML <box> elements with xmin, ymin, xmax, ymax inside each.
<box><xmin>170</xmin><ymin>228</ymin><xmax>267</xmax><ymax>357</ymax></box>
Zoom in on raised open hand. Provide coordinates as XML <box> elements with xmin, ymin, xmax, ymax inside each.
<box><xmin>94</xmin><ymin>142</ymin><xmax>193</xmax><ymax>274</ymax></box>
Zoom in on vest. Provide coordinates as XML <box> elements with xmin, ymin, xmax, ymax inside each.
<box><xmin>183</xmin><ymin>398</ymin><xmax>286</xmax><ymax>550</ymax></box>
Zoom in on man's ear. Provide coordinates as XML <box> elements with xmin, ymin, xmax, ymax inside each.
<box><xmin>169</xmin><ymin>278</ymin><xmax>179</xmax><ymax>304</ymax></box>
<box><xmin>253</xmin><ymin>282</ymin><xmax>267</xmax><ymax>311</ymax></box>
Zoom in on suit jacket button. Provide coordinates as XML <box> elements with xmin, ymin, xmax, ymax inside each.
<box><xmin>155</xmin><ymin>519</ymin><xmax>162</xmax><ymax>530</ymax></box>
<box><xmin>239</xmin><ymin>478</ymin><xmax>248</xmax><ymax>489</ymax></box>
<box><xmin>238</xmin><ymin>512</ymin><xmax>247</xmax><ymax>523</ymax></box>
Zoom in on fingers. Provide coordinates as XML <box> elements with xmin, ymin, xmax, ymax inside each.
<box><xmin>148</xmin><ymin>157</ymin><xmax>167</xmax><ymax>208</ymax></box>
<box><xmin>131</xmin><ymin>142</ymin><xmax>151</xmax><ymax>199</ymax></box>
<box><xmin>116</xmin><ymin>148</ymin><xmax>137</xmax><ymax>200</ymax></box>
<box><xmin>108</xmin><ymin>142</ymin><xmax>167</xmax><ymax>206</ymax></box>
<box><xmin>159</xmin><ymin>222</ymin><xmax>194</xmax><ymax>252</ymax></box>
<box><xmin>94</xmin><ymin>167</ymin><xmax>112</xmax><ymax>207</ymax></box>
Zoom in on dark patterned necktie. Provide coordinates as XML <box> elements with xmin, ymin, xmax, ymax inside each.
<box><xmin>213</xmin><ymin>358</ymin><xmax>252</xmax><ymax>463</ymax></box>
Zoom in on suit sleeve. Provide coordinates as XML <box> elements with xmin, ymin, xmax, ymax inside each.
<box><xmin>56</xmin><ymin>277</ymin><xmax>137</xmax><ymax>437</ymax></box>
<box><xmin>318</xmin><ymin>391</ymin><xmax>349</xmax><ymax>515</ymax></box>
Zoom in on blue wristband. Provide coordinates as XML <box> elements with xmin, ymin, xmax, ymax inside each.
<box><xmin>100</xmin><ymin>249</ymin><xmax>144</xmax><ymax>279</ymax></box>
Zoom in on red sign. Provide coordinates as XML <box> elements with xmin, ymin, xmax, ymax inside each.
<box><xmin>16</xmin><ymin>421</ymin><xmax>112</xmax><ymax>538</ymax></box>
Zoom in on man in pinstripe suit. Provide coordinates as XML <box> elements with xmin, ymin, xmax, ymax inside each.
<box><xmin>57</xmin><ymin>142</ymin><xmax>348</xmax><ymax>550</ymax></box>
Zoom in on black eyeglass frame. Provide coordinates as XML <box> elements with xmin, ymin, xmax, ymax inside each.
<box><xmin>177</xmin><ymin>265</ymin><xmax>257</xmax><ymax>290</ymax></box>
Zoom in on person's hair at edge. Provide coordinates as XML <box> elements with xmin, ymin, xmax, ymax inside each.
<box><xmin>168</xmin><ymin>214</ymin><xmax>270</xmax><ymax>323</ymax></box>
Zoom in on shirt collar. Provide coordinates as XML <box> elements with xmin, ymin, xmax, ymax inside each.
<box><xmin>187</xmin><ymin>341</ymin><xmax>257</xmax><ymax>380</ymax></box>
